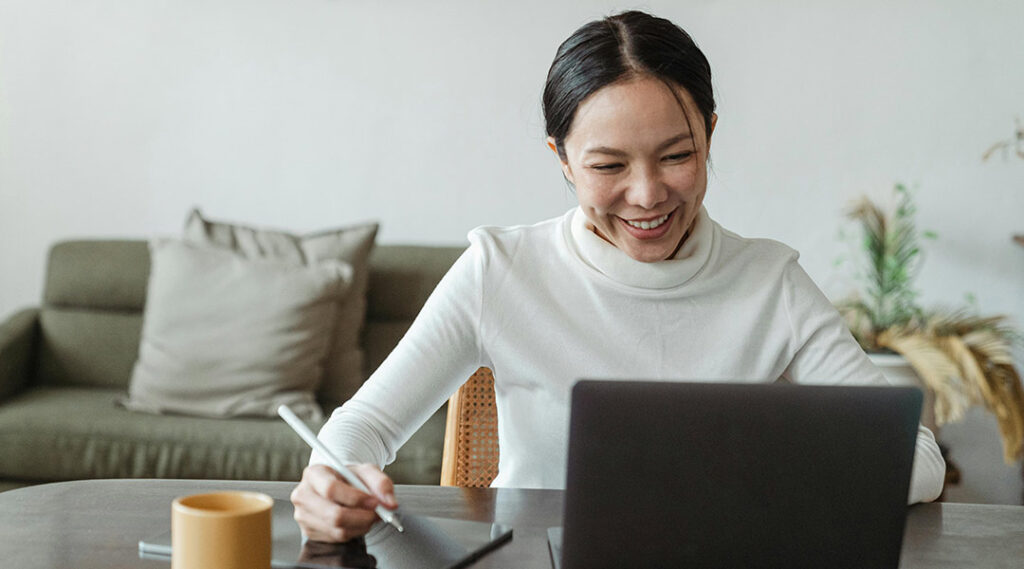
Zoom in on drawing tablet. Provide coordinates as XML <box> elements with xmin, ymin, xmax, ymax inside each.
<box><xmin>139</xmin><ymin>498</ymin><xmax>512</xmax><ymax>569</ymax></box>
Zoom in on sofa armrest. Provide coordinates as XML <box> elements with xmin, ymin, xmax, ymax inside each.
<box><xmin>0</xmin><ymin>308</ymin><xmax>39</xmax><ymax>402</ymax></box>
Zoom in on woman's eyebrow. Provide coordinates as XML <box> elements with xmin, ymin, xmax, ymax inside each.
<box><xmin>583</xmin><ymin>145</ymin><xmax>629</xmax><ymax>157</ymax></box>
<box><xmin>655</xmin><ymin>132</ymin><xmax>694</xmax><ymax>151</ymax></box>
<box><xmin>583</xmin><ymin>132</ymin><xmax>694</xmax><ymax>157</ymax></box>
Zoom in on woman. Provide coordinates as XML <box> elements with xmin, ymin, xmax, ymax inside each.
<box><xmin>291</xmin><ymin>11</ymin><xmax>945</xmax><ymax>542</ymax></box>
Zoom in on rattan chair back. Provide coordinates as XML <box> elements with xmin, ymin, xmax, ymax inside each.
<box><xmin>440</xmin><ymin>367</ymin><xmax>499</xmax><ymax>487</ymax></box>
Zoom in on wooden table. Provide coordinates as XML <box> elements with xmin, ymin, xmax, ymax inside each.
<box><xmin>0</xmin><ymin>479</ymin><xmax>1022</xmax><ymax>568</ymax></box>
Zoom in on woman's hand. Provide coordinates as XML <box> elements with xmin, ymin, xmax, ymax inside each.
<box><xmin>291</xmin><ymin>463</ymin><xmax>398</xmax><ymax>543</ymax></box>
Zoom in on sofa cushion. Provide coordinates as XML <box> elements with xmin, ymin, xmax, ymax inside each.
<box><xmin>123</xmin><ymin>240</ymin><xmax>350</xmax><ymax>421</ymax></box>
<box><xmin>366</xmin><ymin>246</ymin><xmax>465</xmax><ymax>321</ymax></box>
<box><xmin>37</xmin><ymin>241</ymin><xmax>149</xmax><ymax>388</ymax></box>
<box><xmin>0</xmin><ymin>387</ymin><xmax>447</xmax><ymax>485</ymax></box>
<box><xmin>37</xmin><ymin>309</ymin><xmax>143</xmax><ymax>389</ymax></box>
<box><xmin>361</xmin><ymin>245</ymin><xmax>464</xmax><ymax>380</ymax></box>
<box><xmin>185</xmin><ymin>210</ymin><xmax>378</xmax><ymax>410</ymax></box>
<box><xmin>0</xmin><ymin>387</ymin><xmax>317</xmax><ymax>481</ymax></box>
<box><xmin>43</xmin><ymin>241</ymin><xmax>150</xmax><ymax>310</ymax></box>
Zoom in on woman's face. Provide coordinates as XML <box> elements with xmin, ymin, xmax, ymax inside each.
<box><xmin>551</xmin><ymin>76</ymin><xmax>716</xmax><ymax>263</ymax></box>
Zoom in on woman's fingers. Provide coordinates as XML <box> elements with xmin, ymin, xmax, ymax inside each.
<box><xmin>307</xmin><ymin>464</ymin><xmax>379</xmax><ymax>509</ymax></box>
<box><xmin>349</xmin><ymin>463</ymin><xmax>398</xmax><ymax>509</ymax></box>
<box><xmin>291</xmin><ymin>464</ymin><xmax>387</xmax><ymax>542</ymax></box>
<box><xmin>293</xmin><ymin>492</ymin><xmax>376</xmax><ymax>542</ymax></box>
<box><xmin>294</xmin><ymin>479</ymin><xmax>378</xmax><ymax>526</ymax></box>
<box><xmin>291</xmin><ymin>463</ymin><xmax>398</xmax><ymax>541</ymax></box>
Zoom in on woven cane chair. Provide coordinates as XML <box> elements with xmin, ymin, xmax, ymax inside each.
<box><xmin>439</xmin><ymin>367</ymin><xmax>499</xmax><ymax>487</ymax></box>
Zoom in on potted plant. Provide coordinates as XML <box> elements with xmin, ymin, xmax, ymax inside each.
<box><xmin>837</xmin><ymin>184</ymin><xmax>1024</xmax><ymax>463</ymax></box>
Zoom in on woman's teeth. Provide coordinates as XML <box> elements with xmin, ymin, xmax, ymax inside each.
<box><xmin>625</xmin><ymin>213</ymin><xmax>670</xmax><ymax>230</ymax></box>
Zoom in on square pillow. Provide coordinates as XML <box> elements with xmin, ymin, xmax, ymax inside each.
<box><xmin>183</xmin><ymin>209</ymin><xmax>378</xmax><ymax>410</ymax></box>
<box><xmin>122</xmin><ymin>239</ymin><xmax>352</xmax><ymax>420</ymax></box>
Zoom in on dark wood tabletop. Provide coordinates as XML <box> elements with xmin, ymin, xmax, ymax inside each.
<box><xmin>0</xmin><ymin>479</ymin><xmax>1022</xmax><ymax>568</ymax></box>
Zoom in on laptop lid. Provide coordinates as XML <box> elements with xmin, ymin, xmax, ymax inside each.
<box><xmin>558</xmin><ymin>381</ymin><xmax>922</xmax><ymax>569</ymax></box>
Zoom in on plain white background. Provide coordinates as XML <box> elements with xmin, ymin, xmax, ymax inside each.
<box><xmin>1</xmin><ymin>0</ymin><xmax>1022</xmax><ymax>502</ymax></box>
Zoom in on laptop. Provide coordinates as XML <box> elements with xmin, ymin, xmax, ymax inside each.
<box><xmin>549</xmin><ymin>380</ymin><xmax>922</xmax><ymax>569</ymax></box>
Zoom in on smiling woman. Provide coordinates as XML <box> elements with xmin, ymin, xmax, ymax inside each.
<box><xmin>289</xmin><ymin>10</ymin><xmax>948</xmax><ymax>543</ymax></box>
<box><xmin>553</xmin><ymin>78</ymin><xmax>714</xmax><ymax>262</ymax></box>
<box><xmin>543</xmin><ymin>11</ymin><xmax>717</xmax><ymax>263</ymax></box>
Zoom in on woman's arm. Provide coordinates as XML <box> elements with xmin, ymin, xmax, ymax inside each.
<box><xmin>314</xmin><ymin>239</ymin><xmax>489</xmax><ymax>468</ymax></box>
<box><xmin>780</xmin><ymin>258</ymin><xmax>945</xmax><ymax>504</ymax></box>
<box><xmin>294</xmin><ymin>238</ymin><xmax>490</xmax><ymax>541</ymax></box>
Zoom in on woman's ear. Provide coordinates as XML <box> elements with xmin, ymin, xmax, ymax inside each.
<box><xmin>546</xmin><ymin>136</ymin><xmax>575</xmax><ymax>185</ymax></box>
<box><xmin>707</xmin><ymin>113</ymin><xmax>718</xmax><ymax>149</ymax></box>
<box><xmin>545</xmin><ymin>137</ymin><xmax>564</xmax><ymax>161</ymax></box>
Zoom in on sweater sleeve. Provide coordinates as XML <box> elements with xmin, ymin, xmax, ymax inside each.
<box><xmin>780</xmin><ymin>257</ymin><xmax>945</xmax><ymax>505</ymax></box>
<box><xmin>311</xmin><ymin>238</ymin><xmax>488</xmax><ymax>470</ymax></box>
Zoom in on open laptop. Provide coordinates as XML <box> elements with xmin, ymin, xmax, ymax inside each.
<box><xmin>548</xmin><ymin>380</ymin><xmax>922</xmax><ymax>569</ymax></box>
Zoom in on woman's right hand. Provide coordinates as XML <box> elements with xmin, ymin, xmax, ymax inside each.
<box><xmin>290</xmin><ymin>463</ymin><xmax>399</xmax><ymax>543</ymax></box>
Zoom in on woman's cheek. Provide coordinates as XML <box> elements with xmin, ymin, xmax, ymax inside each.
<box><xmin>668</xmin><ymin>166</ymin><xmax>701</xmax><ymax>196</ymax></box>
<box><xmin>577</xmin><ymin>177</ymin><xmax>620</xmax><ymax>210</ymax></box>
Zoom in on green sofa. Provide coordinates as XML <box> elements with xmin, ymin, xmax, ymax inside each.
<box><xmin>0</xmin><ymin>240</ymin><xmax>464</xmax><ymax>493</ymax></box>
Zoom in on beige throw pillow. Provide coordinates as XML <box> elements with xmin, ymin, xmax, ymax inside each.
<box><xmin>183</xmin><ymin>209</ymin><xmax>378</xmax><ymax>410</ymax></box>
<box><xmin>123</xmin><ymin>240</ymin><xmax>351</xmax><ymax>420</ymax></box>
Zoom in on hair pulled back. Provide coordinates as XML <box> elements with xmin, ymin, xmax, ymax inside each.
<box><xmin>542</xmin><ymin>11</ymin><xmax>715</xmax><ymax>158</ymax></box>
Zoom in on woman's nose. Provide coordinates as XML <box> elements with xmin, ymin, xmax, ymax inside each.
<box><xmin>624</xmin><ymin>166</ymin><xmax>667</xmax><ymax>209</ymax></box>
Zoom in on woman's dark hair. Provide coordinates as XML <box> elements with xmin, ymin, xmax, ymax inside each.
<box><xmin>543</xmin><ymin>11</ymin><xmax>715</xmax><ymax>159</ymax></box>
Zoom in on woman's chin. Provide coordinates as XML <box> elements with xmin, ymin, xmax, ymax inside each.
<box><xmin>617</xmin><ymin>228</ymin><xmax>687</xmax><ymax>262</ymax></box>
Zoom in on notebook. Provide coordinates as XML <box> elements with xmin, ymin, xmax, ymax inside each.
<box><xmin>139</xmin><ymin>498</ymin><xmax>512</xmax><ymax>569</ymax></box>
<box><xmin>549</xmin><ymin>380</ymin><xmax>922</xmax><ymax>569</ymax></box>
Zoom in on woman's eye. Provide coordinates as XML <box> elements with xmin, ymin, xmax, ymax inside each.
<box><xmin>590</xmin><ymin>163</ymin><xmax>623</xmax><ymax>171</ymax></box>
<box><xmin>663</xmin><ymin>152</ymin><xmax>693</xmax><ymax>162</ymax></box>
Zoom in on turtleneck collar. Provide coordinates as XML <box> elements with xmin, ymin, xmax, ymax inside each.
<box><xmin>567</xmin><ymin>206</ymin><xmax>716</xmax><ymax>290</ymax></box>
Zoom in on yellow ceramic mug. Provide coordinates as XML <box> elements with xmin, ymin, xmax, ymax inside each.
<box><xmin>171</xmin><ymin>491</ymin><xmax>273</xmax><ymax>569</ymax></box>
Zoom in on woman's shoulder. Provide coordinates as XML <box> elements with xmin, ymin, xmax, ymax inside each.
<box><xmin>465</xmin><ymin>209</ymin><xmax>573</xmax><ymax>260</ymax></box>
<box><xmin>712</xmin><ymin>221</ymin><xmax>800</xmax><ymax>273</ymax></box>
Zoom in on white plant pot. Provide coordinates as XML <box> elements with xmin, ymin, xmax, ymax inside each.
<box><xmin>867</xmin><ymin>353</ymin><xmax>939</xmax><ymax>435</ymax></box>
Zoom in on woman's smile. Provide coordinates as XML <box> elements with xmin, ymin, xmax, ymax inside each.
<box><xmin>616</xmin><ymin>208</ymin><xmax>677</xmax><ymax>240</ymax></box>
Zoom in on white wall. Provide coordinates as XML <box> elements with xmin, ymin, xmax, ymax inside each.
<box><xmin>2</xmin><ymin>0</ymin><xmax>1022</xmax><ymax>502</ymax></box>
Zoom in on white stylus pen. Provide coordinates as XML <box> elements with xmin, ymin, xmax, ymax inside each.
<box><xmin>277</xmin><ymin>405</ymin><xmax>405</xmax><ymax>533</ymax></box>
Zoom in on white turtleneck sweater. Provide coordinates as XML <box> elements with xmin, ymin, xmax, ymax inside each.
<box><xmin>314</xmin><ymin>207</ymin><xmax>945</xmax><ymax>504</ymax></box>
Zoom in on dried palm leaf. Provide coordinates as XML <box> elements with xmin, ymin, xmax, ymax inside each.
<box><xmin>962</xmin><ymin>328</ymin><xmax>1016</xmax><ymax>366</ymax></box>
<box><xmin>881</xmin><ymin>323</ymin><xmax>1024</xmax><ymax>462</ymax></box>
<box><xmin>878</xmin><ymin>330</ymin><xmax>971</xmax><ymax>424</ymax></box>
<box><xmin>982</xmin><ymin>364</ymin><xmax>1024</xmax><ymax>462</ymax></box>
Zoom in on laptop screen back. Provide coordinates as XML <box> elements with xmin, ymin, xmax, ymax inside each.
<box><xmin>560</xmin><ymin>381</ymin><xmax>922</xmax><ymax>569</ymax></box>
